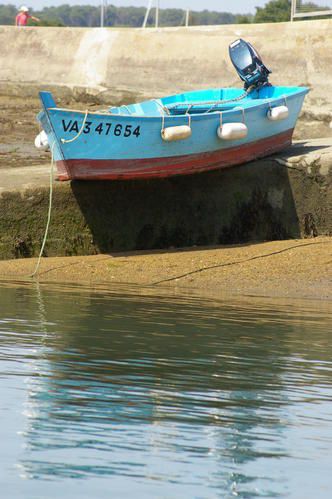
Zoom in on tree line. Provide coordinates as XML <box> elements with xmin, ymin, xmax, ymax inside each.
<box><xmin>1</xmin><ymin>3</ymin><xmax>251</xmax><ymax>27</ymax></box>
<box><xmin>0</xmin><ymin>1</ymin><xmax>330</xmax><ymax>27</ymax></box>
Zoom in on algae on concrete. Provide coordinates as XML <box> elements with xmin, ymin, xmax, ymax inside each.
<box><xmin>0</xmin><ymin>139</ymin><xmax>331</xmax><ymax>260</ymax></box>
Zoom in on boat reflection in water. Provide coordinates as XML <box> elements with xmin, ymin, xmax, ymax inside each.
<box><xmin>1</xmin><ymin>283</ymin><xmax>332</xmax><ymax>498</ymax></box>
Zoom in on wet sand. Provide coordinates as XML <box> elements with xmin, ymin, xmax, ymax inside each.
<box><xmin>0</xmin><ymin>237</ymin><xmax>331</xmax><ymax>300</ymax></box>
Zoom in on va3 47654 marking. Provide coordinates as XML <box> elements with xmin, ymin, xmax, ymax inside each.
<box><xmin>61</xmin><ymin>120</ymin><xmax>141</xmax><ymax>138</ymax></box>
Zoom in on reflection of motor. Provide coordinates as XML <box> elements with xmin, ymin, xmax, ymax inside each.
<box><xmin>229</xmin><ymin>39</ymin><xmax>271</xmax><ymax>90</ymax></box>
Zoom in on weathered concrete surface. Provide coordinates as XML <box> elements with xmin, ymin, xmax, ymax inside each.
<box><xmin>1</xmin><ymin>20</ymin><xmax>332</xmax><ymax>118</ymax></box>
<box><xmin>0</xmin><ymin>139</ymin><xmax>331</xmax><ymax>260</ymax></box>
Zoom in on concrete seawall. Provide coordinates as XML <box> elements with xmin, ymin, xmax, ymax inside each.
<box><xmin>0</xmin><ymin>139</ymin><xmax>331</xmax><ymax>260</ymax></box>
<box><xmin>1</xmin><ymin>20</ymin><xmax>332</xmax><ymax>112</ymax></box>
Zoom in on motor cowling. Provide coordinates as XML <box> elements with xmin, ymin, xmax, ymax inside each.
<box><xmin>229</xmin><ymin>38</ymin><xmax>271</xmax><ymax>90</ymax></box>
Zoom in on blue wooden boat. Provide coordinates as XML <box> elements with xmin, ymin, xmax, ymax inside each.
<box><xmin>35</xmin><ymin>39</ymin><xmax>309</xmax><ymax>181</ymax></box>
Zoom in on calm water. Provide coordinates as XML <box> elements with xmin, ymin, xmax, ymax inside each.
<box><xmin>0</xmin><ymin>282</ymin><xmax>332</xmax><ymax>498</ymax></box>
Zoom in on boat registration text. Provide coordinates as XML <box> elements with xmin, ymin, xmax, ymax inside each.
<box><xmin>61</xmin><ymin>120</ymin><xmax>141</xmax><ymax>138</ymax></box>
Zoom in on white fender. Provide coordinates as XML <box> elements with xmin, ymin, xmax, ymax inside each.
<box><xmin>217</xmin><ymin>122</ymin><xmax>248</xmax><ymax>140</ymax></box>
<box><xmin>161</xmin><ymin>125</ymin><xmax>192</xmax><ymax>142</ymax></box>
<box><xmin>34</xmin><ymin>130</ymin><xmax>49</xmax><ymax>151</ymax></box>
<box><xmin>267</xmin><ymin>105</ymin><xmax>289</xmax><ymax>121</ymax></box>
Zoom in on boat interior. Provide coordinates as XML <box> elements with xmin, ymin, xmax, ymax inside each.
<box><xmin>109</xmin><ymin>86</ymin><xmax>305</xmax><ymax>117</ymax></box>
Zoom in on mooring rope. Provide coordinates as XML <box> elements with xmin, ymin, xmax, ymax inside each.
<box><xmin>154</xmin><ymin>100</ymin><xmax>171</xmax><ymax>115</ymax></box>
<box><xmin>149</xmin><ymin>240</ymin><xmax>332</xmax><ymax>286</ymax></box>
<box><xmin>61</xmin><ymin>110</ymin><xmax>89</xmax><ymax>144</ymax></box>
<box><xmin>30</xmin><ymin>141</ymin><xmax>56</xmax><ymax>279</ymax></box>
<box><xmin>166</xmin><ymin>86</ymin><xmax>255</xmax><ymax>113</ymax></box>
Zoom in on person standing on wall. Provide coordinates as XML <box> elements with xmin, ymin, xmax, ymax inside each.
<box><xmin>15</xmin><ymin>6</ymin><xmax>40</xmax><ymax>27</ymax></box>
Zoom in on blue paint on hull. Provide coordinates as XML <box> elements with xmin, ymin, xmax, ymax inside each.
<box><xmin>37</xmin><ymin>86</ymin><xmax>308</xmax><ymax>173</ymax></box>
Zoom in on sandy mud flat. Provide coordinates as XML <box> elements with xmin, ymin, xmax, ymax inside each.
<box><xmin>0</xmin><ymin>237</ymin><xmax>331</xmax><ymax>300</ymax></box>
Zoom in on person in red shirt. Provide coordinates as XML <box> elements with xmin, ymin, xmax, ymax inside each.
<box><xmin>15</xmin><ymin>6</ymin><xmax>40</xmax><ymax>27</ymax></box>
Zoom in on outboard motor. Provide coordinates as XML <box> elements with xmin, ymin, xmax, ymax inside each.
<box><xmin>229</xmin><ymin>39</ymin><xmax>271</xmax><ymax>90</ymax></box>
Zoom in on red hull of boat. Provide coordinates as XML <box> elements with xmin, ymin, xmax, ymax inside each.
<box><xmin>56</xmin><ymin>129</ymin><xmax>293</xmax><ymax>181</ymax></box>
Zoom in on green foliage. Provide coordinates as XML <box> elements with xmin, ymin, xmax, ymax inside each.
<box><xmin>0</xmin><ymin>3</ymin><xmax>252</xmax><ymax>28</ymax></box>
<box><xmin>253</xmin><ymin>0</ymin><xmax>331</xmax><ymax>23</ymax></box>
<box><xmin>235</xmin><ymin>14</ymin><xmax>253</xmax><ymax>24</ymax></box>
<box><xmin>1</xmin><ymin>1</ymin><xmax>329</xmax><ymax>28</ymax></box>
<box><xmin>254</xmin><ymin>0</ymin><xmax>291</xmax><ymax>23</ymax></box>
<box><xmin>296</xmin><ymin>1</ymin><xmax>330</xmax><ymax>12</ymax></box>
<box><xmin>296</xmin><ymin>1</ymin><xmax>331</xmax><ymax>19</ymax></box>
<box><xmin>0</xmin><ymin>4</ymin><xmax>16</xmax><ymax>25</ymax></box>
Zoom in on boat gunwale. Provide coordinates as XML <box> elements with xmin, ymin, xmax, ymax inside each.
<box><xmin>45</xmin><ymin>98</ymin><xmax>303</xmax><ymax>121</ymax></box>
<box><xmin>44</xmin><ymin>86</ymin><xmax>309</xmax><ymax>121</ymax></box>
